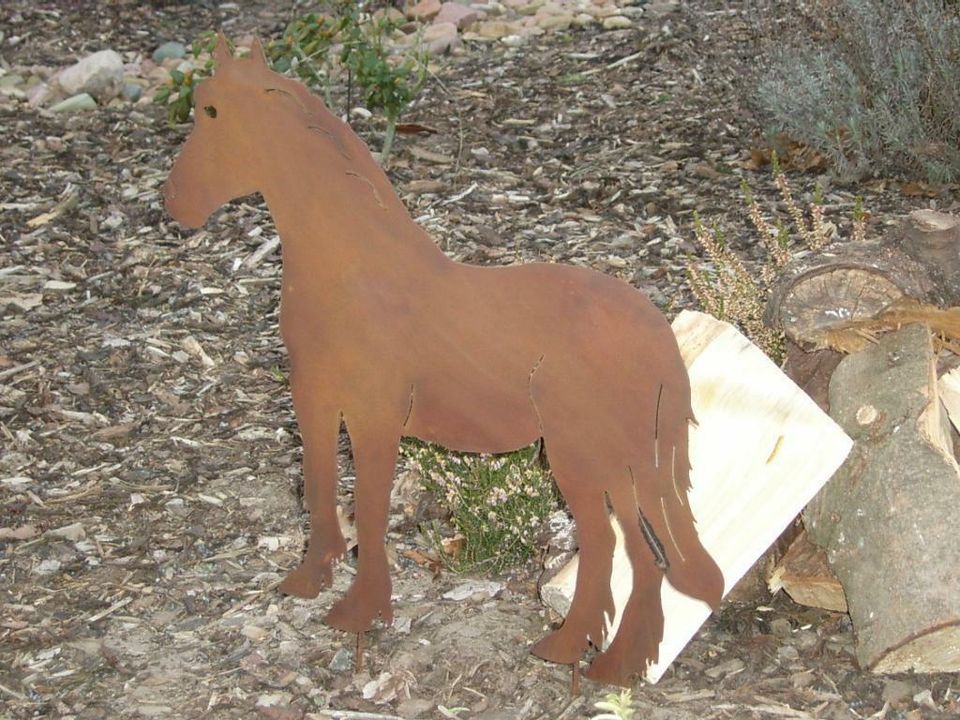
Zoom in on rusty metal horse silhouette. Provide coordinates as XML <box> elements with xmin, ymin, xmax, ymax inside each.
<box><xmin>163</xmin><ymin>35</ymin><xmax>723</xmax><ymax>686</ymax></box>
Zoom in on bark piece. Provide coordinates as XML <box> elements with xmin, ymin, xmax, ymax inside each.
<box><xmin>542</xmin><ymin>311</ymin><xmax>853</xmax><ymax>682</ymax></box>
<box><xmin>764</xmin><ymin>241</ymin><xmax>932</xmax><ymax>349</ymax></box>
<box><xmin>900</xmin><ymin>210</ymin><xmax>960</xmax><ymax>306</ymax></box>
<box><xmin>805</xmin><ymin>323</ymin><xmax>960</xmax><ymax>673</ymax></box>
<box><xmin>821</xmin><ymin>299</ymin><xmax>960</xmax><ymax>355</ymax></box>
<box><xmin>767</xmin><ymin>529</ymin><xmax>847</xmax><ymax>613</ymax></box>
<box><xmin>781</xmin><ymin>340</ymin><xmax>843</xmax><ymax>412</ymax></box>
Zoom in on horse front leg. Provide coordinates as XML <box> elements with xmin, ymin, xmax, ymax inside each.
<box><xmin>324</xmin><ymin>412</ymin><xmax>401</xmax><ymax>633</ymax></box>
<box><xmin>279</xmin><ymin>374</ymin><xmax>345</xmax><ymax>598</ymax></box>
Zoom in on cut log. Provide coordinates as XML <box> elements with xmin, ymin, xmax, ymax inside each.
<box><xmin>541</xmin><ymin>310</ymin><xmax>853</xmax><ymax>683</ymax></box>
<box><xmin>767</xmin><ymin>529</ymin><xmax>847</xmax><ymax>613</ymax></box>
<box><xmin>805</xmin><ymin>323</ymin><xmax>960</xmax><ymax>674</ymax></box>
<box><xmin>899</xmin><ymin>210</ymin><xmax>960</xmax><ymax>307</ymax></box>
<box><xmin>764</xmin><ymin>240</ymin><xmax>932</xmax><ymax>349</ymax></box>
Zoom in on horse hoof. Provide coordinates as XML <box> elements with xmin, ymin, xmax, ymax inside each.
<box><xmin>279</xmin><ymin>564</ymin><xmax>328</xmax><ymax>598</ymax></box>
<box><xmin>324</xmin><ymin>602</ymin><xmax>390</xmax><ymax>634</ymax></box>
<box><xmin>531</xmin><ymin>629</ymin><xmax>588</xmax><ymax>665</ymax></box>
<box><xmin>583</xmin><ymin>650</ymin><xmax>640</xmax><ymax>687</ymax></box>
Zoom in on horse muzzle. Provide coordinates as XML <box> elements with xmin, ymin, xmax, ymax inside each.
<box><xmin>163</xmin><ymin>177</ymin><xmax>210</xmax><ymax>229</ymax></box>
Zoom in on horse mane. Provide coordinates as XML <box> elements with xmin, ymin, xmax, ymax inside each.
<box><xmin>254</xmin><ymin>68</ymin><xmax>401</xmax><ymax>214</ymax></box>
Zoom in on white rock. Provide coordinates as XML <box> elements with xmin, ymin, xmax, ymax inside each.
<box><xmin>49</xmin><ymin>93</ymin><xmax>97</xmax><ymax>113</ymax></box>
<box><xmin>57</xmin><ymin>50</ymin><xmax>124</xmax><ymax>102</ymax></box>
<box><xmin>47</xmin><ymin>522</ymin><xmax>86</xmax><ymax>542</ymax></box>
<box><xmin>35</xmin><ymin>559</ymin><xmax>62</xmax><ymax>575</ymax></box>
<box><xmin>442</xmin><ymin>579</ymin><xmax>504</xmax><ymax>601</ymax></box>
<box><xmin>43</xmin><ymin>280</ymin><xmax>77</xmax><ymax>291</ymax></box>
<box><xmin>602</xmin><ymin>15</ymin><xmax>633</xmax><ymax>30</ymax></box>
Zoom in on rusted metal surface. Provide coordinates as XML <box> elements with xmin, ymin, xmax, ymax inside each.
<box><xmin>163</xmin><ymin>35</ymin><xmax>723</xmax><ymax>686</ymax></box>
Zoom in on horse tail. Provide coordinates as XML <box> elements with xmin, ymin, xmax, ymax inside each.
<box><xmin>632</xmin><ymin>383</ymin><xmax>724</xmax><ymax>610</ymax></box>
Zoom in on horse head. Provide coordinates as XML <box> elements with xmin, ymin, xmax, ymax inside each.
<box><xmin>163</xmin><ymin>34</ymin><xmax>278</xmax><ymax>228</ymax></box>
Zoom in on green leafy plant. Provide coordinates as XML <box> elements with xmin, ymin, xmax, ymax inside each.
<box><xmin>404</xmin><ymin>442</ymin><xmax>559</xmax><ymax>574</ymax></box>
<box><xmin>154</xmin><ymin>31</ymin><xmax>219</xmax><ymax>124</ymax></box>
<box><xmin>155</xmin><ymin>4</ymin><xmax>426</xmax><ymax>161</ymax></box>
<box><xmin>341</xmin><ymin>13</ymin><xmax>426</xmax><ymax>161</ymax></box>
<box><xmin>267</xmin><ymin>2</ymin><xmax>355</xmax><ymax>108</ymax></box>
<box><xmin>755</xmin><ymin>0</ymin><xmax>960</xmax><ymax>183</ymax></box>
<box><xmin>591</xmin><ymin>689</ymin><xmax>636</xmax><ymax>720</ymax></box>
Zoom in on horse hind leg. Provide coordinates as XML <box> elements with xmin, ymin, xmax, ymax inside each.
<box><xmin>584</xmin><ymin>481</ymin><xmax>665</xmax><ymax>686</ymax></box>
<box><xmin>647</xmin><ymin>390</ymin><xmax>724</xmax><ymax>609</ymax></box>
<box><xmin>531</xmin><ymin>448</ymin><xmax>615</xmax><ymax>665</ymax></box>
<box><xmin>636</xmin><ymin>451</ymin><xmax>724</xmax><ymax>609</ymax></box>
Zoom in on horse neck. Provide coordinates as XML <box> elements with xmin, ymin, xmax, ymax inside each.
<box><xmin>259</xmin><ymin>142</ymin><xmax>449</xmax><ymax>284</ymax></box>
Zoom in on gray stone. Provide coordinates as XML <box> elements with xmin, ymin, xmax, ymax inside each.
<box><xmin>396</xmin><ymin>698</ymin><xmax>433</xmax><ymax>718</ymax></box>
<box><xmin>769</xmin><ymin>617</ymin><xmax>793</xmax><ymax>638</ymax></box>
<box><xmin>777</xmin><ymin>645</ymin><xmax>800</xmax><ymax>663</ymax></box>
<box><xmin>152</xmin><ymin>41</ymin><xmax>187</xmax><ymax>64</ymax></box>
<box><xmin>122</xmin><ymin>82</ymin><xmax>142</xmax><ymax>102</ymax></box>
<box><xmin>423</xmin><ymin>22</ymin><xmax>461</xmax><ymax>55</ymax></box>
<box><xmin>0</xmin><ymin>74</ymin><xmax>25</xmax><ymax>98</ymax></box>
<box><xmin>882</xmin><ymin>678</ymin><xmax>915</xmax><ymax>705</ymax></box>
<box><xmin>328</xmin><ymin>647</ymin><xmax>354</xmax><ymax>672</ymax></box>
<box><xmin>435</xmin><ymin>2</ymin><xmax>481</xmax><ymax>28</ymax></box>
<box><xmin>26</xmin><ymin>81</ymin><xmax>52</xmax><ymax>107</ymax></box>
<box><xmin>57</xmin><ymin>50</ymin><xmax>124</xmax><ymax>102</ymax></box>
<box><xmin>49</xmin><ymin>93</ymin><xmax>97</xmax><ymax>113</ymax></box>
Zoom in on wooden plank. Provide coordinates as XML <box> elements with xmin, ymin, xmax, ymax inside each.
<box><xmin>542</xmin><ymin>310</ymin><xmax>853</xmax><ymax>683</ymax></box>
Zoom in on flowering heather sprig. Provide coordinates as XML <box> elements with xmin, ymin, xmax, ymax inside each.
<box><xmin>774</xmin><ymin>172</ymin><xmax>818</xmax><ymax>249</ymax></box>
<box><xmin>852</xmin><ymin>195</ymin><xmax>867</xmax><ymax>243</ymax></box>
<box><xmin>687</xmin><ymin>214</ymin><xmax>783</xmax><ymax>358</ymax></box>
<box><xmin>689</xmin><ymin>214</ymin><xmax>784</xmax><ymax>359</ymax></box>
<box><xmin>743</xmin><ymin>179</ymin><xmax>791</xmax><ymax>268</ymax></box>
<box><xmin>404</xmin><ymin>442</ymin><xmax>558</xmax><ymax>573</ymax></box>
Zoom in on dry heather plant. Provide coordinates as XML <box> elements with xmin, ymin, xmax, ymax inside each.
<box><xmin>755</xmin><ymin>0</ymin><xmax>960</xmax><ymax>184</ymax></box>
<box><xmin>687</xmin><ymin>158</ymin><xmax>867</xmax><ymax>360</ymax></box>
<box><xmin>403</xmin><ymin>442</ymin><xmax>558</xmax><ymax>573</ymax></box>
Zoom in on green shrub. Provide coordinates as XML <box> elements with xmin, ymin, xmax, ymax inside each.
<box><xmin>755</xmin><ymin>0</ymin><xmax>960</xmax><ymax>183</ymax></box>
<box><xmin>154</xmin><ymin>31</ymin><xmax>218</xmax><ymax>124</ymax></box>
<box><xmin>341</xmin><ymin>14</ymin><xmax>426</xmax><ymax>161</ymax></box>
<box><xmin>403</xmin><ymin>442</ymin><xmax>559</xmax><ymax>574</ymax></box>
<box><xmin>266</xmin><ymin>11</ymin><xmax>344</xmax><ymax>107</ymax></box>
<box><xmin>155</xmin><ymin>2</ymin><xmax>425</xmax><ymax>161</ymax></box>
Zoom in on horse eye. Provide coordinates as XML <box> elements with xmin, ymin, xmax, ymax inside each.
<box><xmin>203</xmin><ymin>105</ymin><xmax>218</xmax><ymax>119</ymax></box>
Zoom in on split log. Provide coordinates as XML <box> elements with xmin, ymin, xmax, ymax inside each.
<box><xmin>764</xmin><ymin>239</ymin><xmax>933</xmax><ymax>349</ymax></box>
<box><xmin>940</xmin><ymin>366</ymin><xmax>960</xmax><ymax>435</ymax></box>
<box><xmin>899</xmin><ymin>209</ymin><xmax>960</xmax><ymax>307</ymax></box>
<box><xmin>767</xmin><ymin>529</ymin><xmax>847</xmax><ymax>613</ymax></box>
<box><xmin>541</xmin><ymin>310</ymin><xmax>852</xmax><ymax>682</ymax></box>
<box><xmin>805</xmin><ymin>323</ymin><xmax>960</xmax><ymax>673</ymax></box>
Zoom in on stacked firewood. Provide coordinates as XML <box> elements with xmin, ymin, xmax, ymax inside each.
<box><xmin>766</xmin><ymin>209</ymin><xmax>960</xmax><ymax>674</ymax></box>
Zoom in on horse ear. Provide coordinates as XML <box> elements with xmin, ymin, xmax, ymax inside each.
<box><xmin>214</xmin><ymin>32</ymin><xmax>233</xmax><ymax>68</ymax></box>
<box><xmin>249</xmin><ymin>36</ymin><xmax>268</xmax><ymax>68</ymax></box>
